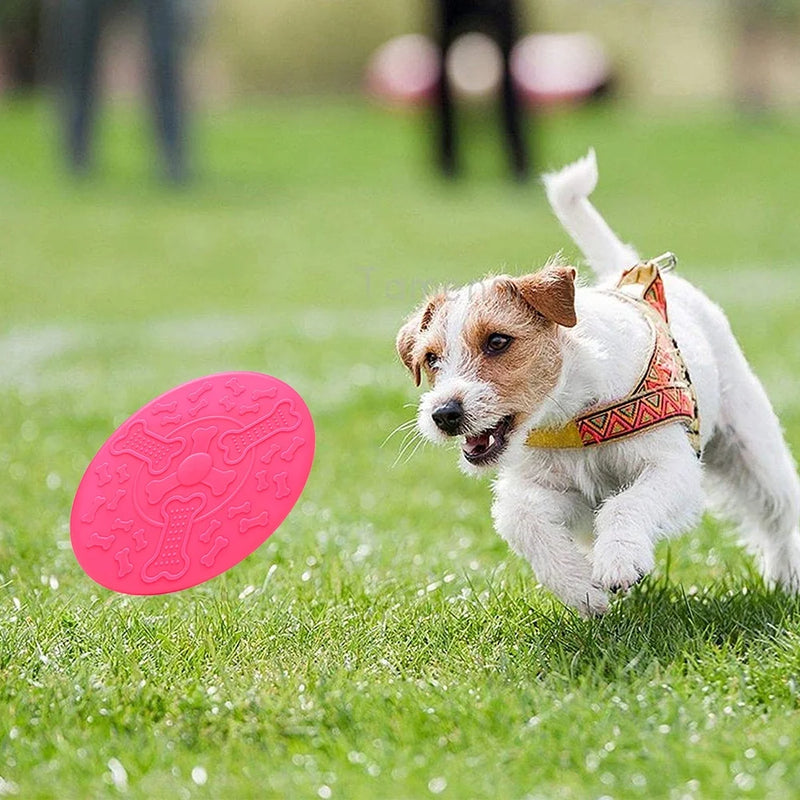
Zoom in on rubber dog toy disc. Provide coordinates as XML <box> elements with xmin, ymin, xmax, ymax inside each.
<box><xmin>70</xmin><ymin>372</ymin><xmax>314</xmax><ymax>594</ymax></box>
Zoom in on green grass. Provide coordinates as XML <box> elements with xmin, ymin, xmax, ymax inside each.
<box><xmin>2</xmin><ymin>96</ymin><xmax>800</xmax><ymax>799</ymax></box>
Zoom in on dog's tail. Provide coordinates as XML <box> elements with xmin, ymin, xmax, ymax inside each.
<box><xmin>543</xmin><ymin>149</ymin><xmax>639</xmax><ymax>280</ymax></box>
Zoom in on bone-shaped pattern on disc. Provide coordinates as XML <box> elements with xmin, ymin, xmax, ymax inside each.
<box><xmin>141</xmin><ymin>494</ymin><xmax>205</xmax><ymax>583</ymax></box>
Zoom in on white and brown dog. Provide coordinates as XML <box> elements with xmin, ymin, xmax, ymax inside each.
<box><xmin>396</xmin><ymin>149</ymin><xmax>800</xmax><ymax>615</ymax></box>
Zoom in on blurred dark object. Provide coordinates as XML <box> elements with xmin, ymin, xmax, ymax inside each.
<box><xmin>0</xmin><ymin>0</ymin><xmax>44</xmax><ymax>92</ymax></box>
<box><xmin>59</xmin><ymin>0</ymin><xmax>188</xmax><ymax>182</ymax></box>
<box><xmin>434</xmin><ymin>0</ymin><xmax>529</xmax><ymax>180</ymax></box>
<box><xmin>732</xmin><ymin>0</ymin><xmax>800</xmax><ymax>111</ymax></box>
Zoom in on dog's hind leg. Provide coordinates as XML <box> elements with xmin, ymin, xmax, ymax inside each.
<box><xmin>703</xmin><ymin>339</ymin><xmax>800</xmax><ymax>592</ymax></box>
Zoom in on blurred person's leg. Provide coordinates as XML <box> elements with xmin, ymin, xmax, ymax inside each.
<box><xmin>142</xmin><ymin>0</ymin><xmax>187</xmax><ymax>182</ymax></box>
<box><xmin>731</xmin><ymin>0</ymin><xmax>800</xmax><ymax>113</ymax></box>
<box><xmin>732</xmin><ymin>0</ymin><xmax>772</xmax><ymax>111</ymax></box>
<box><xmin>2</xmin><ymin>0</ymin><xmax>43</xmax><ymax>91</ymax></box>
<box><xmin>435</xmin><ymin>1</ymin><xmax>458</xmax><ymax>177</ymax></box>
<box><xmin>60</xmin><ymin>0</ymin><xmax>105</xmax><ymax>173</ymax></box>
<box><xmin>497</xmin><ymin>1</ymin><xmax>528</xmax><ymax>180</ymax></box>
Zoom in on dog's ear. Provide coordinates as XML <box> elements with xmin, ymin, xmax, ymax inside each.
<box><xmin>396</xmin><ymin>293</ymin><xmax>444</xmax><ymax>386</ymax></box>
<box><xmin>396</xmin><ymin>317</ymin><xmax>422</xmax><ymax>386</ymax></box>
<box><xmin>501</xmin><ymin>266</ymin><xmax>577</xmax><ymax>328</ymax></box>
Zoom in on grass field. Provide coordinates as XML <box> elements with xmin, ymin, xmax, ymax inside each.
<box><xmin>2</xmin><ymin>96</ymin><xmax>800</xmax><ymax>799</ymax></box>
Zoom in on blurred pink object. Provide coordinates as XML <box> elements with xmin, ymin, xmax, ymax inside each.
<box><xmin>512</xmin><ymin>33</ymin><xmax>612</xmax><ymax>106</ymax></box>
<box><xmin>366</xmin><ymin>34</ymin><xmax>440</xmax><ymax>105</ymax></box>
<box><xmin>367</xmin><ymin>31</ymin><xmax>611</xmax><ymax>109</ymax></box>
<box><xmin>446</xmin><ymin>32</ymin><xmax>503</xmax><ymax>99</ymax></box>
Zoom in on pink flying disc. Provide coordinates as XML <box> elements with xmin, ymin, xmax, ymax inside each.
<box><xmin>70</xmin><ymin>372</ymin><xmax>315</xmax><ymax>594</ymax></box>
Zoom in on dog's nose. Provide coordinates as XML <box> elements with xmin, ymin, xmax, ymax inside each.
<box><xmin>432</xmin><ymin>399</ymin><xmax>464</xmax><ymax>435</ymax></box>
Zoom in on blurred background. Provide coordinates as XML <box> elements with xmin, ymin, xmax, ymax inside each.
<box><xmin>3</xmin><ymin>0</ymin><xmax>800</xmax><ymax>189</ymax></box>
<box><xmin>1</xmin><ymin>0</ymin><xmax>799</xmax><ymax>316</ymax></box>
<box><xmin>4</xmin><ymin>1</ymin><xmax>800</xmax><ymax>103</ymax></box>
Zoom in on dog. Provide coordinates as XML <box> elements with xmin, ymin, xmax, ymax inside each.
<box><xmin>396</xmin><ymin>149</ymin><xmax>800</xmax><ymax>616</ymax></box>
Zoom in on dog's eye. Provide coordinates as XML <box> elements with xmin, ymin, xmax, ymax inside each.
<box><xmin>485</xmin><ymin>333</ymin><xmax>513</xmax><ymax>354</ymax></box>
<box><xmin>425</xmin><ymin>352</ymin><xmax>440</xmax><ymax>369</ymax></box>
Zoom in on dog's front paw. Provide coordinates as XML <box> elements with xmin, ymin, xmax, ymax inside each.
<box><xmin>762</xmin><ymin>538</ymin><xmax>800</xmax><ymax>594</ymax></box>
<box><xmin>592</xmin><ymin>537</ymin><xmax>654</xmax><ymax>594</ymax></box>
<box><xmin>539</xmin><ymin>572</ymin><xmax>609</xmax><ymax>617</ymax></box>
<box><xmin>571</xmin><ymin>583</ymin><xmax>610</xmax><ymax>618</ymax></box>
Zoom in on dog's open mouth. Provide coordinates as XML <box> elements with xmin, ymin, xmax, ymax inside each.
<box><xmin>462</xmin><ymin>415</ymin><xmax>514</xmax><ymax>465</ymax></box>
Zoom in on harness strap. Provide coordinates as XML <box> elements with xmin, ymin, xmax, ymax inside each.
<box><xmin>525</xmin><ymin>255</ymin><xmax>701</xmax><ymax>454</ymax></box>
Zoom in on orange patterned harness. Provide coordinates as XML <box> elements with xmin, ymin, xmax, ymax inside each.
<box><xmin>525</xmin><ymin>255</ymin><xmax>701</xmax><ymax>455</ymax></box>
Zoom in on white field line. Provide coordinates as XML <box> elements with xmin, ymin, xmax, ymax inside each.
<box><xmin>0</xmin><ymin>309</ymin><xmax>407</xmax><ymax>412</ymax></box>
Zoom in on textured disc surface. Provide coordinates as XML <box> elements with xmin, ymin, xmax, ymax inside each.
<box><xmin>71</xmin><ymin>372</ymin><xmax>314</xmax><ymax>594</ymax></box>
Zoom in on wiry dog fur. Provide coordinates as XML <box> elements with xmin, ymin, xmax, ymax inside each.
<box><xmin>397</xmin><ymin>149</ymin><xmax>800</xmax><ymax>616</ymax></box>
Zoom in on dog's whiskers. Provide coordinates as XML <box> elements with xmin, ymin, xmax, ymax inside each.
<box><xmin>400</xmin><ymin>434</ymin><xmax>427</xmax><ymax>465</ymax></box>
<box><xmin>381</xmin><ymin>418</ymin><xmax>418</xmax><ymax>448</ymax></box>
<box><xmin>395</xmin><ymin>427</ymin><xmax>421</xmax><ymax>456</ymax></box>
<box><xmin>392</xmin><ymin>428</ymin><xmax>425</xmax><ymax>468</ymax></box>
<box><xmin>395</xmin><ymin>427</ymin><xmax>419</xmax><ymax>454</ymax></box>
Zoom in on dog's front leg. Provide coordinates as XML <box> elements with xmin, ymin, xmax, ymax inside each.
<box><xmin>492</xmin><ymin>481</ymin><xmax>608</xmax><ymax>616</ymax></box>
<box><xmin>592</xmin><ymin>444</ymin><xmax>704</xmax><ymax>593</ymax></box>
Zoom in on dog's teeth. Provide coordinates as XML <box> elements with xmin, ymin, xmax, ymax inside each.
<box><xmin>488</xmin><ymin>434</ymin><xmax>496</xmax><ymax>448</ymax></box>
